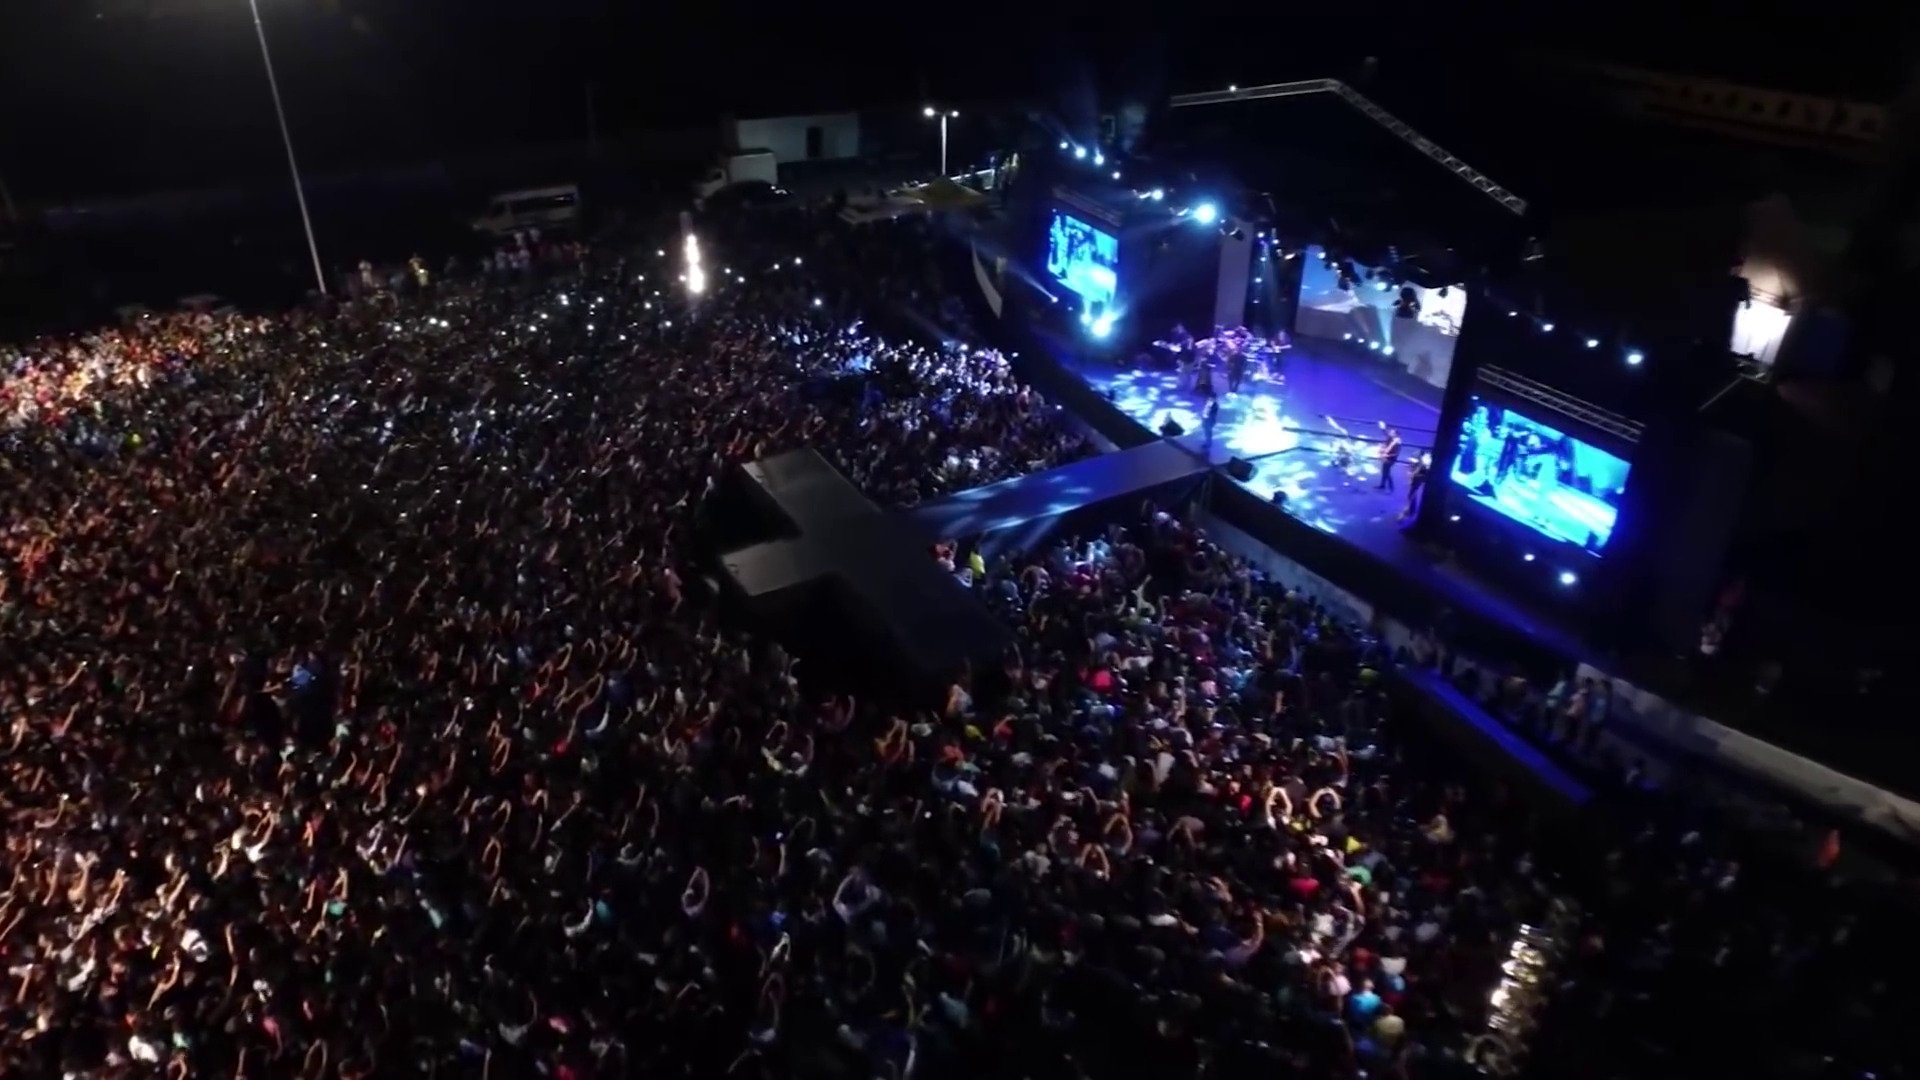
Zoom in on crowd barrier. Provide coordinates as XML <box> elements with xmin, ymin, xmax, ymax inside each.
<box><xmin>1574</xmin><ymin>662</ymin><xmax>1920</xmax><ymax>847</ymax></box>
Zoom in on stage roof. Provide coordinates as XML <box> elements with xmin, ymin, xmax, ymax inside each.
<box><xmin>1143</xmin><ymin>64</ymin><xmax>1876</xmax><ymax>287</ymax></box>
<box><xmin>901</xmin><ymin>438</ymin><xmax>1209</xmax><ymax>541</ymax></box>
<box><xmin>1140</xmin><ymin>81</ymin><xmax>1535</xmax><ymax>273</ymax></box>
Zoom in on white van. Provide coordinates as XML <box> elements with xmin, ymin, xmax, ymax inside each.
<box><xmin>472</xmin><ymin>184</ymin><xmax>581</xmax><ymax>237</ymax></box>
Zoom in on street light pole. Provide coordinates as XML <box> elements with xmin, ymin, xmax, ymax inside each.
<box><xmin>923</xmin><ymin>106</ymin><xmax>958</xmax><ymax>177</ymax></box>
<box><xmin>248</xmin><ymin>0</ymin><xmax>327</xmax><ymax>297</ymax></box>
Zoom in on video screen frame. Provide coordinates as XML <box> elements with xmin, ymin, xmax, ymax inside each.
<box><xmin>1044</xmin><ymin>210</ymin><xmax>1121</xmax><ymax>316</ymax></box>
<box><xmin>1445</xmin><ymin>394</ymin><xmax>1633</xmax><ymax>557</ymax></box>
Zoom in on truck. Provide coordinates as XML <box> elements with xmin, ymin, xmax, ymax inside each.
<box><xmin>692</xmin><ymin>150</ymin><xmax>780</xmax><ymax>203</ymax></box>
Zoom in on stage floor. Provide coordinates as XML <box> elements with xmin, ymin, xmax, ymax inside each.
<box><xmin>1063</xmin><ymin>344</ymin><xmax>1443</xmax><ymax>535</ymax></box>
<box><xmin>1058</xmin><ymin>342</ymin><xmax>1587</xmax><ymax>656</ymax></box>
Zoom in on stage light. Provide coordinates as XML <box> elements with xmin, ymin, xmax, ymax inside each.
<box><xmin>1343</xmin><ymin>332</ymin><xmax>1353</xmax><ymax>340</ymax></box>
<box><xmin>1523</xmin><ymin>553</ymin><xmax>1536</xmax><ymax>562</ymax></box>
<box><xmin>812</xmin><ymin>297</ymin><xmax>823</xmax><ymax>308</ymax></box>
<box><xmin>1192</xmin><ymin>202</ymin><xmax>1219</xmax><ymax>225</ymax></box>
<box><xmin>924</xmin><ymin>105</ymin><xmax>936</xmax><ymax>117</ymax></box>
<box><xmin>684</xmin><ymin>233</ymin><xmax>707</xmax><ymax>296</ymax></box>
<box><xmin>1079</xmin><ymin>310</ymin><xmax>1092</xmax><ymax>327</ymax></box>
<box><xmin>1093</xmin><ymin>152</ymin><xmax>1106</xmax><ymax>166</ymax></box>
<box><xmin>1149</xmin><ymin>188</ymin><xmax>1165</xmax><ymax>201</ymax></box>
<box><xmin>1059</xmin><ymin>140</ymin><xmax>1070</xmax><ymax>151</ymax></box>
<box><xmin>1558</xmin><ymin>571</ymin><xmax>1578</xmax><ymax>586</ymax></box>
<box><xmin>1449</xmin><ymin>514</ymin><xmax>1461</xmax><ymax>522</ymax></box>
<box><xmin>1368</xmin><ymin>341</ymin><xmax>1381</xmax><ymax>352</ymax></box>
<box><xmin>1540</xmin><ymin>322</ymin><xmax>1554</xmax><ymax>332</ymax></box>
<box><xmin>1382</xmin><ymin>345</ymin><xmax>1395</xmax><ymax>356</ymax></box>
<box><xmin>1584</xmin><ymin>338</ymin><xmax>1600</xmax><ymax>349</ymax></box>
<box><xmin>1507</xmin><ymin>310</ymin><xmax>1517</xmax><ymax>317</ymax></box>
<box><xmin>1089</xmin><ymin>313</ymin><xmax>1116</xmax><ymax>339</ymax></box>
<box><xmin>1253</xmin><ymin>276</ymin><xmax>1263</xmax><ymax>284</ymax></box>
<box><xmin>1111</xmin><ymin>170</ymin><xmax>1122</xmax><ymax>180</ymax></box>
<box><xmin>1284</xmin><ymin>249</ymin><xmax>1298</xmax><ymax>260</ymax></box>
<box><xmin>1073</xmin><ymin>146</ymin><xmax>1088</xmax><ymax>160</ymax></box>
<box><xmin>1376</xmin><ymin>280</ymin><xmax>1392</xmax><ymax>292</ymax></box>
<box><xmin>1626</xmin><ymin>350</ymin><xmax>1645</xmax><ymax>366</ymax></box>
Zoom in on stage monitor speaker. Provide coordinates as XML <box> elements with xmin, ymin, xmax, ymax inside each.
<box><xmin>1159</xmin><ymin>418</ymin><xmax>1186</xmax><ymax>438</ymax></box>
<box><xmin>1225</xmin><ymin>457</ymin><xmax>1255</xmax><ymax>482</ymax></box>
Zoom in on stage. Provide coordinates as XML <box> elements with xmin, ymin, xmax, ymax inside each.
<box><xmin>1050</xmin><ymin>337</ymin><xmax>1590</xmax><ymax>659</ymax></box>
<box><xmin>1062</xmin><ymin>342</ymin><xmax>1444</xmax><ymax>534</ymax></box>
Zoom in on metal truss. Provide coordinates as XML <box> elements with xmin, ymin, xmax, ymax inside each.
<box><xmin>1168</xmin><ymin>80</ymin><xmax>1529</xmax><ymax>218</ymax></box>
<box><xmin>1478</xmin><ymin>366</ymin><xmax>1643</xmax><ymax>443</ymax></box>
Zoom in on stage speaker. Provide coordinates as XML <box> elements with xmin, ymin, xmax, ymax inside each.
<box><xmin>1159</xmin><ymin>417</ymin><xmax>1186</xmax><ymax>438</ymax></box>
<box><xmin>1225</xmin><ymin>458</ymin><xmax>1255</xmax><ymax>481</ymax></box>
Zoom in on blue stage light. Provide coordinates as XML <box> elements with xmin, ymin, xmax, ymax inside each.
<box><xmin>1558</xmin><ymin>570</ymin><xmax>1578</xmax><ymax>586</ymax></box>
<box><xmin>1540</xmin><ymin>322</ymin><xmax>1554</xmax><ymax>332</ymax></box>
<box><xmin>1073</xmin><ymin>145</ymin><xmax>1088</xmax><ymax>161</ymax></box>
<box><xmin>1192</xmin><ymin>202</ymin><xmax>1219</xmax><ymax>225</ymax></box>
<box><xmin>1382</xmin><ymin>345</ymin><xmax>1395</xmax><ymax>356</ymax></box>
<box><xmin>1368</xmin><ymin>341</ymin><xmax>1381</xmax><ymax>352</ymax></box>
<box><xmin>1092</xmin><ymin>151</ymin><xmax>1106</xmax><ymax>166</ymax></box>
<box><xmin>1342</xmin><ymin>332</ymin><xmax>1353</xmax><ymax>340</ymax></box>
<box><xmin>1626</xmin><ymin>350</ymin><xmax>1645</xmax><ymax>366</ymax></box>
<box><xmin>1523</xmin><ymin>553</ymin><xmax>1537</xmax><ymax>562</ymax></box>
<box><xmin>1058</xmin><ymin>140</ymin><xmax>1070</xmax><ymax>150</ymax></box>
<box><xmin>1089</xmin><ymin>314</ymin><xmax>1116</xmax><ymax>339</ymax></box>
<box><xmin>1149</xmin><ymin>188</ymin><xmax>1165</xmax><ymax>201</ymax></box>
<box><xmin>1585</xmin><ymin>338</ymin><xmax>1600</xmax><ymax>349</ymax></box>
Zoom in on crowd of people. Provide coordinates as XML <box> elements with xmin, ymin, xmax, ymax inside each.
<box><xmin>1432</xmin><ymin>650</ymin><xmax>1917</xmax><ymax>1079</ymax></box>
<box><xmin>0</xmin><ymin>198</ymin><xmax>1905</xmax><ymax>1080</ymax></box>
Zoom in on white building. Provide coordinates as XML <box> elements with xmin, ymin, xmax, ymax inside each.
<box><xmin>725</xmin><ymin>113</ymin><xmax>861</xmax><ymax>165</ymax></box>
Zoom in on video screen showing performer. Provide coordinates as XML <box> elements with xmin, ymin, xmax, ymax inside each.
<box><xmin>1446</xmin><ymin>397</ymin><xmax>1632</xmax><ymax>554</ymax></box>
<box><xmin>1044</xmin><ymin>211</ymin><xmax>1119</xmax><ymax>315</ymax></box>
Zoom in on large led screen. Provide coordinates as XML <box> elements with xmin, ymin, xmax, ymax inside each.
<box><xmin>1294</xmin><ymin>245</ymin><xmax>1467</xmax><ymax>392</ymax></box>
<box><xmin>1044</xmin><ymin>210</ymin><xmax>1120</xmax><ymax>316</ymax></box>
<box><xmin>1446</xmin><ymin>396</ymin><xmax>1631</xmax><ymax>555</ymax></box>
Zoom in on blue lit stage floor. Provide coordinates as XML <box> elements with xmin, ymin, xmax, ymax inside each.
<box><xmin>1057</xmin><ymin>342</ymin><xmax>1588</xmax><ymax>656</ymax></box>
<box><xmin>1062</xmin><ymin>346</ymin><xmax>1442</xmax><ymax>538</ymax></box>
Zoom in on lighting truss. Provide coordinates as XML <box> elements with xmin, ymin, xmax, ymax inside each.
<box><xmin>1168</xmin><ymin>80</ymin><xmax>1529</xmax><ymax>217</ymax></box>
<box><xmin>1477</xmin><ymin>366</ymin><xmax>1643</xmax><ymax>443</ymax></box>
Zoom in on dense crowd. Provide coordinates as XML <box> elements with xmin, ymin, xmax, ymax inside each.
<box><xmin>1436</xmin><ymin>653</ymin><xmax>1918</xmax><ymax>1079</ymax></box>
<box><xmin>0</xmin><ymin>202</ymin><xmax>1905</xmax><ymax>1080</ymax></box>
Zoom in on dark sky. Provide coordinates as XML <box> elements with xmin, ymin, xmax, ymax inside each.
<box><xmin>0</xmin><ymin>2</ymin><xmax>1912</xmax><ymax>204</ymax></box>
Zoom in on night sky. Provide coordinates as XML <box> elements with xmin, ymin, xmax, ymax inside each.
<box><xmin>0</xmin><ymin>2</ymin><xmax>1912</xmax><ymax>204</ymax></box>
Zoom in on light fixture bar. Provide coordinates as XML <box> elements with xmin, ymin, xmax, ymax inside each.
<box><xmin>1169</xmin><ymin>79</ymin><xmax>1529</xmax><ymax>217</ymax></box>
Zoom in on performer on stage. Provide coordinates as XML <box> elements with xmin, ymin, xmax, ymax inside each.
<box><xmin>1377</xmin><ymin>426</ymin><xmax>1402</xmax><ymax>492</ymax></box>
<box><xmin>1400</xmin><ymin>454</ymin><xmax>1429</xmax><ymax>521</ymax></box>
<box><xmin>1194</xmin><ymin>349</ymin><xmax>1218</xmax><ymax>399</ymax></box>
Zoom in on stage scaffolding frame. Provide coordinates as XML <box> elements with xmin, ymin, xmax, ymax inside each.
<box><xmin>1476</xmin><ymin>365</ymin><xmax>1644</xmax><ymax>443</ymax></box>
<box><xmin>1169</xmin><ymin>80</ymin><xmax>1530</xmax><ymax>218</ymax></box>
